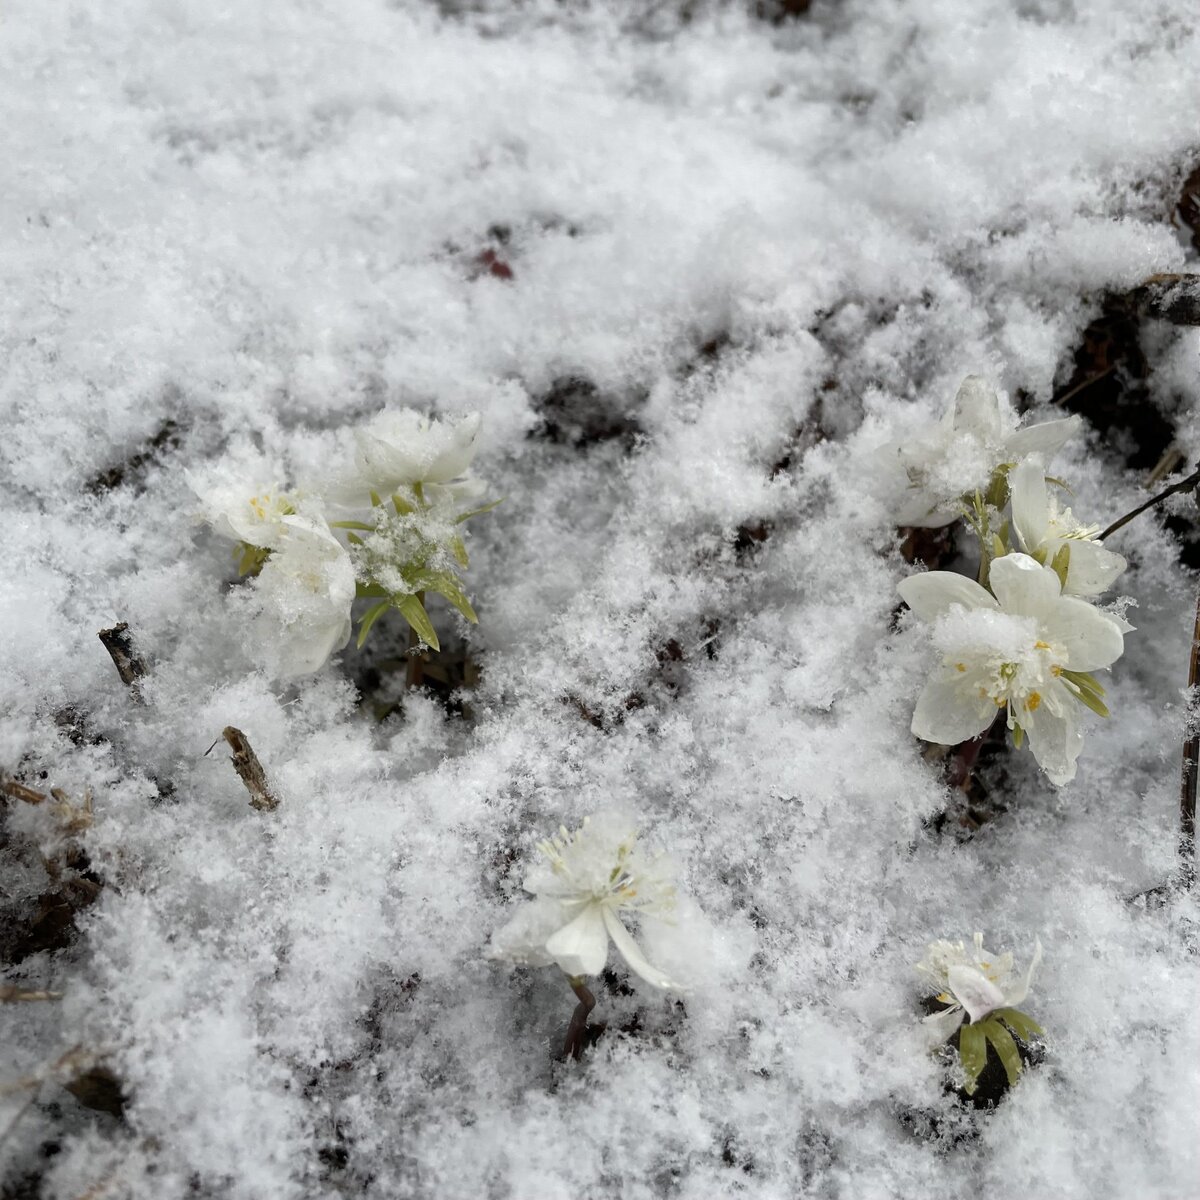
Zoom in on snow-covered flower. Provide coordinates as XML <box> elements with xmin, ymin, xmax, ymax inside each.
<box><xmin>1009</xmin><ymin>457</ymin><xmax>1126</xmax><ymax>596</ymax></box>
<box><xmin>252</xmin><ymin>516</ymin><xmax>356</xmax><ymax>678</ymax></box>
<box><xmin>880</xmin><ymin>376</ymin><xmax>1081</xmax><ymax>527</ymax></box>
<box><xmin>488</xmin><ymin>814</ymin><xmax>682</xmax><ymax>990</ymax></box>
<box><xmin>898</xmin><ymin>551</ymin><xmax>1127</xmax><ymax>784</ymax></box>
<box><xmin>916</xmin><ymin>933</ymin><xmax>1042</xmax><ymax>1044</ymax></box>
<box><xmin>352</xmin><ymin>409</ymin><xmax>482</xmax><ymax>496</ymax></box>
<box><xmin>187</xmin><ymin>468</ymin><xmax>297</xmax><ymax>551</ymax></box>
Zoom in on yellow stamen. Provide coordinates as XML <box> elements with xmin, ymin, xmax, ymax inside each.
<box><xmin>955</xmin><ymin>663</ymin><xmax>967</xmax><ymax>672</ymax></box>
<box><xmin>1035</xmin><ymin>640</ymin><xmax>1050</xmax><ymax>650</ymax></box>
<box><xmin>1026</xmin><ymin>692</ymin><xmax>1041</xmax><ymax>712</ymax></box>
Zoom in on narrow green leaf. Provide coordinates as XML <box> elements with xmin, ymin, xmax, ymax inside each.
<box><xmin>1050</xmin><ymin>543</ymin><xmax>1071</xmax><ymax>589</ymax></box>
<box><xmin>1011</xmin><ymin>722</ymin><xmax>1024</xmax><ymax>749</ymax></box>
<box><xmin>981</xmin><ymin>1019</ymin><xmax>1023</xmax><ymax>1087</ymax></box>
<box><xmin>415</xmin><ymin>570</ymin><xmax>478</xmax><ymax>623</ymax></box>
<box><xmin>355</xmin><ymin>582</ymin><xmax>388</xmax><ymax>599</ymax></box>
<box><xmin>957</xmin><ymin>1023</ymin><xmax>987</xmax><ymax>1094</ymax></box>
<box><xmin>1065</xmin><ymin>680</ymin><xmax>1110</xmax><ymax>718</ymax></box>
<box><xmin>455</xmin><ymin>497</ymin><xmax>503</xmax><ymax>524</ymax></box>
<box><xmin>1045</xmin><ymin>475</ymin><xmax>1073</xmax><ymax>494</ymax></box>
<box><xmin>392</xmin><ymin>493</ymin><xmax>415</xmax><ymax>516</ymax></box>
<box><xmin>395</xmin><ymin>593</ymin><xmax>440</xmax><ymax>651</ymax></box>
<box><xmin>994</xmin><ymin>1007</ymin><xmax>1045</xmax><ymax>1042</ymax></box>
<box><xmin>449</xmin><ymin>533</ymin><xmax>469</xmax><ymax>568</ymax></box>
<box><xmin>991</xmin><ymin>533</ymin><xmax>1006</xmax><ymax>562</ymax></box>
<box><xmin>369</xmin><ymin>490</ymin><xmax>383</xmax><ymax>508</ymax></box>
<box><xmin>356</xmin><ymin>600</ymin><xmax>390</xmax><ymax>648</ymax></box>
<box><xmin>329</xmin><ymin>520</ymin><xmax>376</xmax><ymax>531</ymax></box>
<box><xmin>412</xmin><ymin>481</ymin><xmax>426</xmax><ymax>507</ymax></box>
<box><xmin>1062</xmin><ymin>669</ymin><xmax>1105</xmax><ymax>696</ymax></box>
<box><xmin>346</xmin><ymin>532</ymin><xmax>364</xmax><ymax>547</ymax></box>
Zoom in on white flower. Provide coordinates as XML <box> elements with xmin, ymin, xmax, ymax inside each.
<box><xmin>187</xmin><ymin>468</ymin><xmax>297</xmax><ymax>549</ymax></box>
<box><xmin>898</xmin><ymin>552</ymin><xmax>1127</xmax><ymax>784</ymax></box>
<box><xmin>880</xmin><ymin>376</ymin><xmax>1081</xmax><ymax>527</ymax></box>
<box><xmin>352</xmin><ymin>409</ymin><xmax>482</xmax><ymax>496</ymax></box>
<box><xmin>1009</xmin><ymin>457</ymin><xmax>1126</xmax><ymax>596</ymax></box>
<box><xmin>916</xmin><ymin>933</ymin><xmax>1042</xmax><ymax>1043</ymax></box>
<box><xmin>252</xmin><ymin>516</ymin><xmax>356</xmax><ymax>678</ymax></box>
<box><xmin>488</xmin><ymin>814</ymin><xmax>682</xmax><ymax>991</ymax></box>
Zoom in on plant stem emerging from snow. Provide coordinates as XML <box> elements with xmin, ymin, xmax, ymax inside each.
<box><xmin>562</xmin><ymin>976</ymin><xmax>597</xmax><ymax>1061</ymax></box>
<box><xmin>1099</xmin><ymin>465</ymin><xmax>1200</xmax><ymax>542</ymax></box>
<box><xmin>213</xmin><ymin>726</ymin><xmax>279</xmax><ymax>812</ymax></box>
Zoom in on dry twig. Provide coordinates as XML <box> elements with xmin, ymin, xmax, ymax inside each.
<box><xmin>97</xmin><ymin>623</ymin><xmax>146</xmax><ymax>702</ymax></box>
<box><xmin>211</xmin><ymin>727</ymin><xmax>279</xmax><ymax>812</ymax></box>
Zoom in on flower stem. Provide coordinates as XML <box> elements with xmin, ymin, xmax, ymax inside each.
<box><xmin>405</xmin><ymin>590</ymin><xmax>426</xmax><ymax>690</ymax></box>
<box><xmin>1099</xmin><ymin>464</ymin><xmax>1200</xmax><ymax>541</ymax></box>
<box><xmin>562</xmin><ymin>976</ymin><xmax>597</xmax><ymax>1061</ymax></box>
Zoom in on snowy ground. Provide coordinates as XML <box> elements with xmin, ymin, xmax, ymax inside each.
<box><xmin>3</xmin><ymin>1</ymin><xmax>1200</xmax><ymax>1197</ymax></box>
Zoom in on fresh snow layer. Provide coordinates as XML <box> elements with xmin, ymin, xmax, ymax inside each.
<box><xmin>2</xmin><ymin>1</ymin><xmax>1200</xmax><ymax>1197</ymax></box>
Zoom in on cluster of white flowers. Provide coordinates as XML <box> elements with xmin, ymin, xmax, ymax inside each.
<box><xmin>188</xmin><ymin>410</ymin><xmax>491</xmax><ymax>679</ymax></box>
<box><xmin>887</xmin><ymin>377</ymin><xmax>1131</xmax><ymax>785</ymax></box>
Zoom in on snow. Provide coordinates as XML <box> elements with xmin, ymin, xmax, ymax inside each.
<box><xmin>3</xmin><ymin>0</ymin><xmax>1200</xmax><ymax>1197</ymax></box>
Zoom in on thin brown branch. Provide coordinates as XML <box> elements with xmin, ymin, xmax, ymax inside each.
<box><xmin>1099</xmin><ymin>465</ymin><xmax>1200</xmax><ymax>542</ymax></box>
<box><xmin>216</xmin><ymin>727</ymin><xmax>279</xmax><ymax>812</ymax></box>
<box><xmin>562</xmin><ymin>976</ymin><xmax>597</xmax><ymax>1061</ymax></box>
<box><xmin>1050</xmin><ymin>364</ymin><xmax>1116</xmax><ymax>408</ymax></box>
<box><xmin>97</xmin><ymin>622</ymin><xmax>146</xmax><ymax>703</ymax></box>
<box><xmin>1180</xmin><ymin>592</ymin><xmax>1200</xmax><ymax>890</ymax></box>
<box><xmin>1</xmin><ymin>779</ymin><xmax>49</xmax><ymax>805</ymax></box>
<box><xmin>0</xmin><ymin>985</ymin><xmax>62</xmax><ymax>1003</ymax></box>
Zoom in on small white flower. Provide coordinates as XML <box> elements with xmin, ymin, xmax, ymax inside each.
<box><xmin>880</xmin><ymin>376</ymin><xmax>1081</xmax><ymax>527</ymax></box>
<box><xmin>488</xmin><ymin>814</ymin><xmax>682</xmax><ymax>991</ymax></box>
<box><xmin>1009</xmin><ymin>457</ymin><xmax>1126</xmax><ymax>596</ymax></box>
<box><xmin>352</xmin><ymin>409</ymin><xmax>482</xmax><ymax>496</ymax></box>
<box><xmin>916</xmin><ymin>933</ymin><xmax>1042</xmax><ymax>1044</ymax></box>
<box><xmin>187</xmin><ymin>467</ymin><xmax>297</xmax><ymax>550</ymax></box>
<box><xmin>252</xmin><ymin>516</ymin><xmax>356</xmax><ymax>678</ymax></box>
<box><xmin>898</xmin><ymin>552</ymin><xmax>1127</xmax><ymax>784</ymax></box>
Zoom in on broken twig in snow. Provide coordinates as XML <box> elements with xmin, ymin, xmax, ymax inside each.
<box><xmin>1179</xmin><ymin>592</ymin><xmax>1200</xmax><ymax>890</ymax></box>
<box><xmin>97</xmin><ymin>622</ymin><xmax>146</xmax><ymax>702</ymax></box>
<box><xmin>212</xmin><ymin>727</ymin><xmax>279</xmax><ymax>812</ymax></box>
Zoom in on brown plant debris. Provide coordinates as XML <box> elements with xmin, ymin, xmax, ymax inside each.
<box><xmin>215</xmin><ymin>726</ymin><xmax>279</xmax><ymax>812</ymax></box>
<box><xmin>1125</xmin><ymin>273</ymin><xmax>1200</xmax><ymax>326</ymax></box>
<box><xmin>97</xmin><ymin>623</ymin><xmax>146</xmax><ymax>702</ymax></box>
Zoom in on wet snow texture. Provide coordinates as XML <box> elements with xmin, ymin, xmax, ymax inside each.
<box><xmin>3</xmin><ymin>1</ymin><xmax>1200</xmax><ymax>1197</ymax></box>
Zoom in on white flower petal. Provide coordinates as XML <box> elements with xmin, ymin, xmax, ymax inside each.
<box><xmin>987</xmin><ymin>552</ymin><xmax>1061</xmax><ymax>618</ymax></box>
<box><xmin>897</xmin><ymin>572</ymin><xmax>999</xmax><ymax>622</ymax></box>
<box><xmin>951</xmin><ymin>376</ymin><xmax>1006</xmax><ymax>444</ymax></box>
<box><xmin>1004</xmin><ymin>415</ymin><xmax>1081</xmax><ymax>461</ymax></box>
<box><xmin>1062</xmin><ymin>540</ymin><xmax>1127</xmax><ymax>597</ymax></box>
<box><xmin>544</xmin><ymin>903</ymin><xmax>610</xmax><ymax>978</ymax></box>
<box><xmin>947</xmin><ymin>964</ymin><xmax>1006</xmax><ymax>1024</ymax></box>
<box><xmin>912</xmin><ymin>675</ymin><xmax>997</xmax><ymax>746</ymax></box>
<box><xmin>1040</xmin><ymin>596</ymin><xmax>1126</xmax><ymax>671</ymax></box>
<box><xmin>487</xmin><ymin>897</ymin><xmax>575</xmax><ymax>968</ymax></box>
<box><xmin>601</xmin><ymin>908</ymin><xmax>679</xmax><ymax>991</ymax></box>
<box><xmin>1003</xmin><ymin>938</ymin><xmax>1043</xmax><ymax>1010</ymax></box>
<box><xmin>922</xmin><ymin>1005</ymin><xmax>967</xmax><ymax>1045</ymax></box>
<box><xmin>1023</xmin><ymin>695</ymin><xmax>1084</xmax><ymax>786</ymax></box>
<box><xmin>1009</xmin><ymin>457</ymin><xmax>1050</xmax><ymax>553</ymax></box>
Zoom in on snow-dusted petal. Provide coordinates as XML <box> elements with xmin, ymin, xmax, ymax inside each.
<box><xmin>987</xmin><ymin>552</ymin><xmax>1062</xmax><ymax>618</ymax></box>
<box><xmin>1063</xmin><ymin>540</ymin><xmax>1127</xmax><ymax>597</ymax></box>
<box><xmin>897</xmin><ymin>572</ymin><xmax>998</xmax><ymax>622</ymax></box>
<box><xmin>487</xmin><ymin>897</ymin><xmax>574</xmax><ymax>968</ymax></box>
<box><xmin>601</xmin><ymin>908</ymin><xmax>678</xmax><ymax>990</ymax></box>
<box><xmin>922</xmin><ymin>1005</ymin><xmax>967</xmax><ymax>1044</ymax></box>
<box><xmin>1040</xmin><ymin>596</ymin><xmax>1126</xmax><ymax>671</ymax></box>
<box><xmin>1009</xmin><ymin>457</ymin><xmax>1050</xmax><ymax>553</ymax></box>
<box><xmin>911</xmin><ymin>676</ymin><xmax>997</xmax><ymax>746</ymax></box>
<box><xmin>1023</xmin><ymin>694</ymin><xmax>1085</xmax><ymax>786</ymax></box>
<box><xmin>1003</xmin><ymin>939</ymin><xmax>1043</xmax><ymax>1010</ymax></box>
<box><xmin>951</xmin><ymin>376</ymin><xmax>1006</xmax><ymax>443</ymax></box>
<box><xmin>947</xmin><ymin>964</ymin><xmax>1006</xmax><ymax>1024</ymax></box>
<box><xmin>1004</xmin><ymin>415</ymin><xmax>1081</xmax><ymax>461</ymax></box>
<box><xmin>544</xmin><ymin>903</ymin><xmax>610</xmax><ymax>978</ymax></box>
<box><xmin>354</xmin><ymin>410</ymin><xmax>482</xmax><ymax>492</ymax></box>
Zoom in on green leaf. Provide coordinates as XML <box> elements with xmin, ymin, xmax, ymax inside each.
<box><xmin>991</xmin><ymin>533</ymin><xmax>1006</xmax><ymax>562</ymax></box>
<box><xmin>420</xmin><ymin>570</ymin><xmax>478</xmax><ymax>624</ymax></box>
<box><xmin>981</xmin><ymin>1018</ymin><xmax>1023</xmax><ymax>1087</ymax></box>
<box><xmin>1062</xmin><ymin>669</ymin><xmax>1105</xmax><ymax>696</ymax></box>
<box><xmin>329</xmin><ymin>520</ymin><xmax>376</xmax><ymax>531</ymax></box>
<box><xmin>1011</xmin><ymin>722</ymin><xmax>1024</xmax><ymax>749</ymax></box>
<box><xmin>1065</xmin><ymin>679</ymin><xmax>1110</xmax><ymax>718</ymax></box>
<box><xmin>355</xmin><ymin>582</ymin><xmax>388</xmax><ymax>599</ymax></box>
<box><xmin>957</xmin><ymin>1023</ymin><xmax>987</xmax><ymax>1094</ymax></box>
<box><xmin>369</xmin><ymin>490</ymin><xmax>383</xmax><ymax>508</ymax></box>
<box><xmin>449</xmin><ymin>533</ymin><xmax>469</xmax><ymax>568</ymax></box>
<box><xmin>994</xmin><ymin>1007</ymin><xmax>1045</xmax><ymax>1042</ymax></box>
<box><xmin>391</xmin><ymin>493</ymin><xmax>415</xmax><ymax>516</ymax></box>
<box><xmin>1050</xmin><ymin>543</ymin><xmax>1071</xmax><ymax>589</ymax></box>
<box><xmin>394</xmin><ymin>593</ymin><xmax>440</xmax><ymax>651</ymax></box>
<box><xmin>455</xmin><ymin>497</ymin><xmax>503</xmax><ymax>524</ymax></box>
<box><xmin>356</xmin><ymin>600</ymin><xmax>390</xmax><ymax>648</ymax></box>
<box><xmin>346</xmin><ymin>532</ymin><xmax>364</xmax><ymax>547</ymax></box>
